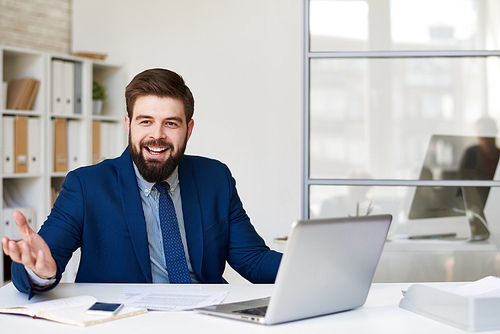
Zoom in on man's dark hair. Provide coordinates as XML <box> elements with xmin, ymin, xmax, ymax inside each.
<box><xmin>125</xmin><ymin>68</ymin><xmax>194</xmax><ymax>122</ymax></box>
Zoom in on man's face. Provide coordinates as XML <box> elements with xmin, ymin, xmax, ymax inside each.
<box><xmin>125</xmin><ymin>95</ymin><xmax>194</xmax><ymax>183</ymax></box>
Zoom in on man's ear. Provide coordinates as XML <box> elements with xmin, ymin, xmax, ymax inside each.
<box><xmin>124</xmin><ymin>115</ymin><xmax>130</xmax><ymax>136</ymax></box>
<box><xmin>187</xmin><ymin>119</ymin><xmax>195</xmax><ymax>141</ymax></box>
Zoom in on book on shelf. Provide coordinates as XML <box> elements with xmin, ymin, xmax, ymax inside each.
<box><xmin>6</xmin><ymin>78</ymin><xmax>40</xmax><ymax>110</ymax></box>
<box><xmin>0</xmin><ymin>295</ymin><xmax>147</xmax><ymax>327</ymax></box>
<box><xmin>399</xmin><ymin>276</ymin><xmax>500</xmax><ymax>331</ymax></box>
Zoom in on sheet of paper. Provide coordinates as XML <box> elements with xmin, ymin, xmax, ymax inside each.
<box><xmin>24</xmin><ymin>295</ymin><xmax>97</xmax><ymax>313</ymax></box>
<box><xmin>438</xmin><ymin>276</ymin><xmax>500</xmax><ymax>298</ymax></box>
<box><xmin>118</xmin><ymin>287</ymin><xmax>228</xmax><ymax>311</ymax></box>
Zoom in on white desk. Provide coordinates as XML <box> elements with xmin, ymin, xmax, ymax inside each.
<box><xmin>1</xmin><ymin>282</ymin><xmax>498</xmax><ymax>334</ymax></box>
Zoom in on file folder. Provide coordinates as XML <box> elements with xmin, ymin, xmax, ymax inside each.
<box><xmin>53</xmin><ymin>118</ymin><xmax>68</xmax><ymax>172</ymax></box>
<box><xmin>92</xmin><ymin>121</ymin><xmax>101</xmax><ymax>164</ymax></box>
<box><xmin>2</xmin><ymin>207</ymin><xmax>34</xmax><ymax>240</ymax></box>
<box><xmin>28</xmin><ymin>117</ymin><xmax>40</xmax><ymax>173</ymax></box>
<box><xmin>2</xmin><ymin>116</ymin><xmax>15</xmax><ymax>174</ymax></box>
<box><xmin>74</xmin><ymin>62</ymin><xmax>83</xmax><ymax>114</ymax></box>
<box><xmin>14</xmin><ymin>116</ymin><xmax>28</xmax><ymax>173</ymax></box>
<box><xmin>67</xmin><ymin>120</ymin><xmax>82</xmax><ymax>171</ymax></box>
<box><xmin>52</xmin><ymin>60</ymin><xmax>64</xmax><ymax>114</ymax></box>
<box><xmin>63</xmin><ymin>61</ymin><xmax>75</xmax><ymax>115</ymax></box>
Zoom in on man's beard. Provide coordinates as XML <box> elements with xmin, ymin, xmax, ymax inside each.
<box><xmin>129</xmin><ymin>134</ymin><xmax>187</xmax><ymax>183</ymax></box>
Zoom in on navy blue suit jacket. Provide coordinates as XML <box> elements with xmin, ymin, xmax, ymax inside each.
<box><xmin>12</xmin><ymin>149</ymin><xmax>282</xmax><ymax>296</ymax></box>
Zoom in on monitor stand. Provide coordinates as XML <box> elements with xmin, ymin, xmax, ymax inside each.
<box><xmin>465</xmin><ymin>207</ymin><xmax>490</xmax><ymax>241</ymax></box>
<box><xmin>463</xmin><ymin>186</ymin><xmax>490</xmax><ymax>241</ymax></box>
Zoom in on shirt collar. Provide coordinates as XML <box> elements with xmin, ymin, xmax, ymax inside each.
<box><xmin>133</xmin><ymin>163</ymin><xmax>179</xmax><ymax>197</ymax></box>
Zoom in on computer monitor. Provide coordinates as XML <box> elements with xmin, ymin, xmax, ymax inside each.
<box><xmin>408</xmin><ymin>134</ymin><xmax>500</xmax><ymax>241</ymax></box>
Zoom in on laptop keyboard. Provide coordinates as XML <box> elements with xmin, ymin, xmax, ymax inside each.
<box><xmin>234</xmin><ymin>306</ymin><xmax>268</xmax><ymax>316</ymax></box>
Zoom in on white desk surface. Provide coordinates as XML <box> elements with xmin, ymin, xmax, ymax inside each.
<box><xmin>1</xmin><ymin>282</ymin><xmax>499</xmax><ymax>334</ymax></box>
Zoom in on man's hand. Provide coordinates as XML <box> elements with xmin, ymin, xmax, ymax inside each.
<box><xmin>1</xmin><ymin>210</ymin><xmax>57</xmax><ymax>279</ymax></box>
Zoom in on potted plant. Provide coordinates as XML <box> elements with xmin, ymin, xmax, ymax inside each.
<box><xmin>92</xmin><ymin>80</ymin><xmax>107</xmax><ymax>115</ymax></box>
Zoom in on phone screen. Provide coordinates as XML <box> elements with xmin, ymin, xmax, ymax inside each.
<box><xmin>85</xmin><ymin>302</ymin><xmax>124</xmax><ymax>316</ymax></box>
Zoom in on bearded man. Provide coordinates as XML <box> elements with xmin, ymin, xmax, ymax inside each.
<box><xmin>2</xmin><ymin>68</ymin><xmax>282</xmax><ymax>298</ymax></box>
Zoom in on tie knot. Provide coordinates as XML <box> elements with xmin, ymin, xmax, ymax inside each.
<box><xmin>155</xmin><ymin>182</ymin><xmax>171</xmax><ymax>195</ymax></box>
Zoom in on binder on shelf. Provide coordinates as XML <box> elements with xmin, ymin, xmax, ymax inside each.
<box><xmin>14</xmin><ymin>116</ymin><xmax>28</xmax><ymax>173</ymax></box>
<box><xmin>51</xmin><ymin>60</ymin><xmax>64</xmax><ymax>114</ymax></box>
<box><xmin>53</xmin><ymin>118</ymin><xmax>68</xmax><ymax>172</ymax></box>
<box><xmin>100</xmin><ymin>121</ymin><xmax>113</xmax><ymax>161</ymax></box>
<box><xmin>67</xmin><ymin>120</ymin><xmax>83</xmax><ymax>171</ymax></box>
<box><xmin>74</xmin><ymin>62</ymin><xmax>83</xmax><ymax>114</ymax></box>
<box><xmin>92</xmin><ymin>121</ymin><xmax>101</xmax><ymax>165</ymax></box>
<box><xmin>28</xmin><ymin>117</ymin><xmax>40</xmax><ymax>173</ymax></box>
<box><xmin>2</xmin><ymin>116</ymin><xmax>15</xmax><ymax>174</ymax></box>
<box><xmin>2</xmin><ymin>207</ymin><xmax>34</xmax><ymax>240</ymax></box>
<box><xmin>63</xmin><ymin>61</ymin><xmax>75</xmax><ymax>115</ymax></box>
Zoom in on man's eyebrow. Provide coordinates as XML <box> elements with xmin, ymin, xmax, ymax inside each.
<box><xmin>134</xmin><ymin>114</ymin><xmax>153</xmax><ymax>120</ymax></box>
<box><xmin>165</xmin><ymin>116</ymin><xmax>184</xmax><ymax>123</ymax></box>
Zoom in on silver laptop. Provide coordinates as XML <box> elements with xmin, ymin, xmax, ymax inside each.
<box><xmin>195</xmin><ymin>214</ymin><xmax>392</xmax><ymax>325</ymax></box>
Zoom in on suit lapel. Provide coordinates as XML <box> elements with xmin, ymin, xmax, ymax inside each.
<box><xmin>117</xmin><ymin>149</ymin><xmax>152</xmax><ymax>282</ymax></box>
<box><xmin>178</xmin><ymin>157</ymin><xmax>204</xmax><ymax>281</ymax></box>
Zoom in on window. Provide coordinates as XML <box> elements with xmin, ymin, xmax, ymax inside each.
<box><xmin>304</xmin><ymin>1</ymin><xmax>500</xmax><ymax>247</ymax></box>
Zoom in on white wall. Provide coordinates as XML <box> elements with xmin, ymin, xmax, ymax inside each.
<box><xmin>71</xmin><ymin>0</ymin><xmax>303</xmax><ymax>249</ymax></box>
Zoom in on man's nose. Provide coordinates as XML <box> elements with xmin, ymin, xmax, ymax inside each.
<box><xmin>150</xmin><ymin>124</ymin><xmax>166</xmax><ymax>139</ymax></box>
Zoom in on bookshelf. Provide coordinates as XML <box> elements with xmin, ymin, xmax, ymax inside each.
<box><xmin>0</xmin><ymin>46</ymin><xmax>127</xmax><ymax>285</ymax></box>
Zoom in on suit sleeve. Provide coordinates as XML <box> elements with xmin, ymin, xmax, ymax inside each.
<box><xmin>223</xmin><ymin>168</ymin><xmax>282</xmax><ymax>283</ymax></box>
<box><xmin>11</xmin><ymin>171</ymin><xmax>84</xmax><ymax>297</ymax></box>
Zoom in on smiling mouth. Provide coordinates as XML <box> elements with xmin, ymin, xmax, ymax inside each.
<box><xmin>145</xmin><ymin>146</ymin><xmax>169</xmax><ymax>155</ymax></box>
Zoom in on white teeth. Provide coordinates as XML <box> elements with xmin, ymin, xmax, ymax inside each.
<box><xmin>147</xmin><ymin>147</ymin><xmax>167</xmax><ymax>154</ymax></box>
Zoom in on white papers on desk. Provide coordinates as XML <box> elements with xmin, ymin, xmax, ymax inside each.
<box><xmin>400</xmin><ymin>276</ymin><xmax>500</xmax><ymax>331</ymax></box>
<box><xmin>118</xmin><ymin>287</ymin><xmax>228</xmax><ymax>312</ymax></box>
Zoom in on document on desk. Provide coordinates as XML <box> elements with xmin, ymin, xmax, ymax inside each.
<box><xmin>118</xmin><ymin>287</ymin><xmax>228</xmax><ymax>311</ymax></box>
<box><xmin>400</xmin><ymin>276</ymin><xmax>500</xmax><ymax>331</ymax></box>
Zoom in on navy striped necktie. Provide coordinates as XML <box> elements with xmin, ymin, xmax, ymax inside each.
<box><xmin>155</xmin><ymin>182</ymin><xmax>192</xmax><ymax>283</ymax></box>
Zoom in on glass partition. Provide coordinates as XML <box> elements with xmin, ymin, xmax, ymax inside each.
<box><xmin>310</xmin><ymin>0</ymin><xmax>500</xmax><ymax>52</ymax></box>
<box><xmin>309</xmin><ymin>56</ymin><xmax>500</xmax><ymax>180</ymax></box>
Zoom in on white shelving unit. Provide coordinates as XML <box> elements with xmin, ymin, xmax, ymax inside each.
<box><xmin>0</xmin><ymin>46</ymin><xmax>127</xmax><ymax>285</ymax></box>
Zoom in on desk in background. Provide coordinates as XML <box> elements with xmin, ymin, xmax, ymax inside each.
<box><xmin>1</xmin><ymin>282</ymin><xmax>498</xmax><ymax>334</ymax></box>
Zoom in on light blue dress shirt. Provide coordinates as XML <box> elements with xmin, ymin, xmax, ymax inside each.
<box><xmin>133</xmin><ymin>163</ymin><xmax>199</xmax><ymax>283</ymax></box>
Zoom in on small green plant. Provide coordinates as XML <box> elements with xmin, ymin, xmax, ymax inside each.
<box><xmin>92</xmin><ymin>81</ymin><xmax>107</xmax><ymax>100</ymax></box>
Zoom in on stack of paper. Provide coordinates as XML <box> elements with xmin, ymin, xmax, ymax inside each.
<box><xmin>400</xmin><ymin>276</ymin><xmax>500</xmax><ymax>331</ymax></box>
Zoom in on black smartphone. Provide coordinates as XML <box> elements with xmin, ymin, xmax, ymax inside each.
<box><xmin>85</xmin><ymin>302</ymin><xmax>124</xmax><ymax>316</ymax></box>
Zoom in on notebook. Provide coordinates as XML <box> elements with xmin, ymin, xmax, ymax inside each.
<box><xmin>194</xmin><ymin>214</ymin><xmax>392</xmax><ymax>325</ymax></box>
